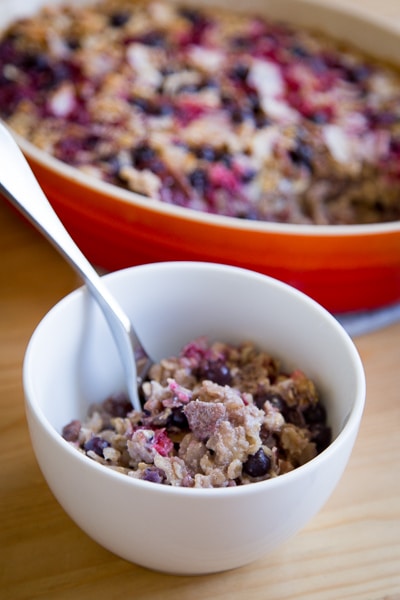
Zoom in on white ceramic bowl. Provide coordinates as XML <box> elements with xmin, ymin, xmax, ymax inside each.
<box><xmin>23</xmin><ymin>262</ymin><xmax>365</xmax><ymax>574</ymax></box>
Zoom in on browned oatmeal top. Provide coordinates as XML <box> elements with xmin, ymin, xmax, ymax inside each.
<box><xmin>1</xmin><ymin>0</ymin><xmax>400</xmax><ymax>224</ymax></box>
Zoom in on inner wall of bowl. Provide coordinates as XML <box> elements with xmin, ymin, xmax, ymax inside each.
<box><xmin>25</xmin><ymin>263</ymin><xmax>362</xmax><ymax>441</ymax></box>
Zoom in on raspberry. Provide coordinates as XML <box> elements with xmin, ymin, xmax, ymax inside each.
<box><xmin>153</xmin><ymin>429</ymin><xmax>174</xmax><ymax>457</ymax></box>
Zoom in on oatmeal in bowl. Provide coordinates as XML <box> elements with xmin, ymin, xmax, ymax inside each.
<box><xmin>23</xmin><ymin>262</ymin><xmax>365</xmax><ymax>574</ymax></box>
<box><xmin>63</xmin><ymin>337</ymin><xmax>331</xmax><ymax>488</ymax></box>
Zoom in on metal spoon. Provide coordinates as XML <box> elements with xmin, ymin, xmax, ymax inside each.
<box><xmin>0</xmin><ymin>123</ymin><xmax>152</xmax><ymax>411</ymax></box>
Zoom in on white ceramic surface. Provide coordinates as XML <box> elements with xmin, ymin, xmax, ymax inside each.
<box><xmin>23</xmin><ymin>262</ymin><xmax>365</xmax><ymax>574</ymax></box>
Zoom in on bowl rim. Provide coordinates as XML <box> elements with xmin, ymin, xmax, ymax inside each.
<box><xmin>23</xmin><ymin>261</ymin><xmax>366</xmax><ymax>498</ymax></box>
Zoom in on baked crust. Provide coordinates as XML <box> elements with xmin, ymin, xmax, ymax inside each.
<box><xmin>1</xmin><ymin>0</ymin><xmax>400</xmax><ymax>224</ymax></box>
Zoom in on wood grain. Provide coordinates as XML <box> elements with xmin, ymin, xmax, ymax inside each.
<box><xmin>1</xmin><ymin>1</ymin><xmax>400</xmax><ymax>598</ymax></box>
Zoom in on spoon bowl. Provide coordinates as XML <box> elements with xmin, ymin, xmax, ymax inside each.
<box><xmin>0</xmin><ymin>123</ymin><xmax>150</xmax><ymax>411</ymax></box>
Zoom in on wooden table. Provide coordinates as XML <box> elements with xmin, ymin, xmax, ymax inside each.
<box><xmin>1</xmin><ymin>1</ymin><xmax>400</xmax><ymax>598</ymax></box>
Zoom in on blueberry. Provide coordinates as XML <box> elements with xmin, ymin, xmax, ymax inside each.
<box><xmin>160</xmin><ymin>185</ymin><xmax>189</xmax><ymax>206</ymax></box>
<box><xmin>131</xmin><ymin>97</ymin><xmax>173</xmax><ymax>117</ymax></box>
<box><xmin>0</xmin><ymin>36</ymin><xmax>18</xmax><ymax>65</ymax></box>
<box><xmin>289</xmin><ymin>142</ymin><xmax>314</xmax><ymax>171</ymax></box>
<box><xmin>178</xmin><ymin>83</ymin><xmax>199</xmax><ymax>94</ymax></box>
<box><xmin>196</xmin><ymin>359</ymin><xmax>232</xmax><ymax>386</ymax></box>
<box><xmin>84</xmin><ymin>436</ymin><xmax>110</xmax><ymax>457</ymax></box>
<box><xmin>130</xmin><ymin>97</ymin><xmax>151</xmax><ymax>112</ymax></box>
<box><xmin>27</xmin><ymin>56</ymin><xmax>75</xmax><ymax>90</ymax></box>
<box><xmin>110</xmin><ymin>11</ymin><xmax>130</xmax><ymax>27</ymax></box>
<box><xmin>155</xmin><ymin>101</ymin><xmax>174</xmax><ymax>116</ymax></box>
<box><xmin>194</xmin><ymin>145</ymin><xmax>216</xmax><ymax>161</ymax></box>
<box><xmin>55</xmin><ymin>137</ymin><xmax>83</xmax><ymax>163</ymax></box>
<box><xmin>131</xmin><ymin>143</ymin><xmax>156</xmax><ymax>168</ymax></box>
<box><xmin>62</xmin><ymin>419</ymin><xmax>81</xmax><ymax>442</ymax></box>
<box><xmin>143</xmin><ymin>467</ymin><xmax>166</xmax><ymax>484</ymax></box>
<box><xmin>246</xmin><ymin>94</ymin><xmax>269</xmax><ymax>127</ymax></box>
<box><xmin>67</xmin><ymin>38</ymin><xmax>80</xmax><ymax>50</ymax></box>
<box><xmin>188</xmin><ymin>168</ymin><xmax>209</xmax><ymax>193</ymax></box>
<box><xmin>220</xmin><ymin>93</ymin><xmax>234</xmax><ymax>108</ymax></box>
<box><xmin>230</xmin><ymin>105</ymin><xmax>251</xmax><ymax>124</ymax></box>
<box><xmin>230</xmin><ymin>36</ymin><xmax>251</xmax><ymax>50</ymax></box>
<box><xmin>367</xmin><ymin>110</ymin><xmax>398</xmax><ymax>128</ymax></box>
<box><xmin>167</xmin><ymin>407</ymin><xmax>189</xmax><ymax>431</ymax></box>
<box><xmin>247</xmin><ymin>93</ymin><xmax>261</xmax><ymax>112</ymax></box>
<box><xmin>201</xmin><ymin>77</ymin><xmax>218</xmax><ymax>90</ymax></box>
<box><xmin>224</xmin><ymin>92</ymin><xmax>267</xmax><ymax>128</ymax></box>
<box><xmin>22</xmin><ymin>53</ymin><xmax>49</xmax><ymax>72</ymax></box>
<box><xmin>243</xmin><ymin>448</ymin><xmax>271</xmax><ymax>477</ymax></box>
<box><xmin>303</xmin><ymin>402</ymin><xmax>327</xmax><ymax>425</ymax></box>
<box><xmin>178</xmin><ymin>8</ymin><xmax>210</xmax><ymax>44</ymax></box>
<box><xmin>310</xmin><ymin>424</ymin><xmax>332</xmax><ymax>453</ymax></box>
<box><xmin>179</xmin><ymin>7</ymin><xmax>205</xmax><ymax>25</ymax></box>
<box><xmin>237</xmin><ymin>209</ymin><xmax>260</xmax><ymax>220</ymax></box>
<box><xmin>217</xmin><ymin>151</ymin><xmax>232</xmax><ymax>167</ymax></box>
<box><xmin>103</xmin><ymin>394</ymin><xmax>132</xmax><ymax>418</ymax></box>
<box><xmin>309</xmin><ymin>110</ymin><xmax>330</xmax><ymax>124</ymax></box>
<box><xmin>284</xmin><ymin>407</ymin><xmax>306</xmax><ymax>427</ymax></box>
<box><xmin>344</xmin><ymin>64</ymin><xmax>371</xmax><ymax>84</ymax></box>
<box><xmin>194</xmin><ymin>144</ymin><xmax>231</xmax><ymax>165</ymax></box>
<box><xmin>390</xmin><ymin>138</ymin><xmax>400</xmax><ymax>156</ymax></box>
<box><xmin>253</xmin><ymin>390</ymin><xmax>286</xmax><ymax>412</ymax></box>
<box><xmin>82</xmin><ymin>134</ymin><xmax>101</xmax><ymax>150</ymax></box>
<box><xmin>229</xmin><ymin>63</ymin><xmax>249</xmax><ymax>82</ymax></box>
<box><xmin>308</xmin><ymin>55</ymin><xmax>328</xmax><ymax>75</ymax></box>
<box><xmin>139</xmin><ymin>31</ymin><xmax>166</xmax><ymax>47</ymax></box>
<box><xmin>241</xmin><ymin>168</ymin><xmax>256</xmax><ymax>183</ymax></box>
<box><xmin>291</xmin><ymin>44</ymin><xmax>309</xmax><ymax>58</ymax></box>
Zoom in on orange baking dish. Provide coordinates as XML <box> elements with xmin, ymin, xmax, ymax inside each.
<box><xmin>2</xmin><ymin>0</ymin><xmax>400</xmax><ymax>313</ymax></box>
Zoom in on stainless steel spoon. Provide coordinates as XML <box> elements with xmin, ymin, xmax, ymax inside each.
<box><xmin>0</xmin><ymin>123</ymin><xmax>152</xmax><ymax>411</ymax></box>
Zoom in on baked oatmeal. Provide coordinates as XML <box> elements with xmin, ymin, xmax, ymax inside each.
<box><xmin>62</xmin><ymin>338</ymin><xmax>331</xmax><ymax>488</ymax></box>
<box><xmin>1</xmin><ymin>0</ymin><xmax>399</xmax><ymax>224</ymax></box>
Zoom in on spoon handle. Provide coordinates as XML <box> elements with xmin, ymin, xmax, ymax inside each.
<box><xmin>0</xmin><ymin>124</ymin><xmax>149</xmax><ymax>411</ymax></box>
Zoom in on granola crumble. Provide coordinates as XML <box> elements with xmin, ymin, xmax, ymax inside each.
<box><xmin>62</xmin><ymin>338</ymin><xmax>331</xmax><ymax>488</ymax></box>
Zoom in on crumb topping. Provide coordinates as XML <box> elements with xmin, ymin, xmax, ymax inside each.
<box><xmin>1</xmin><ymin>0</ymin><xmax>399</xmax><ymax>224</ymax></box>
<box><xmin>62</xmin><ymin>338</ymin><xmax>331</xmax><ymax>488</ymax></box>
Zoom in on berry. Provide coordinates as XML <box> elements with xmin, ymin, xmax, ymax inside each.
<box><xmin>289</xmin><ymin>142</ymin><xmax>314</xmax><ymax>172</ymax></box>
<box><xmin>103</xmin><ymin>394</ymin><xmax>132</xmax><ymax>418</ymax></box>
<box><xmin>138</xmin><ymin>31</ymin><xmax>166</xmax><ymax>47</ymax></box>
<box><xmin>243</xmin><ymin>448</ymin><xmax>271</xmax><ymax>477</ymax></box>
<box><xmin>303</xmin><ymin>402</ymin><xmax>327</xmax><ymax>424</ymax></box>
<box><xmin>167</xmin><ymin>407</ymin><xmax>189</xmax><ymax>431</ymax></box>
<box><xmin>196</xmin><ymin>359</ymin><xmax>232</xmax><ymax>386</ymax></box>
<box><xmin>62</xmin><ymin>419</ymin><xmax>81</xmax><ymax>442</ymax></box>
<box><xmin>84</xmin><ymin>436</ymin><xmax>110</xmax><ymax>457</ymax></box>
<box><xmin>253</xmin><ymin>390</ymin><xmax>286</xmax><ymax>412</ymax></box>
<box><xmin>188</xmin><ymin>167</ymin><xmax>209</xmax><ymax>193</ymax></box>
<box><xmin>143</xmin><ymin>467</ymin><xmax>166</xmax><ymax>484</ymax></box>
<box><xmin>153</xmin><ymin>429</ymin><xmax>174</xmax><ymax>457</ymax></box>
<box><xmin>131</xmin><ymin>143</ymin><xmax>156</xmax><ymax>167</ymax></box>
<box><xmin>229</xmin><ymin>63</ymin><xmax>249</xmax><ymax>82</ymax></box>
<box><xmin>110</xmin><ymin>11</ymin><xmax>130</xmax><ymax>27</ymax></box>
<box><xmin>310</xmin><ymin>424</ymin><xmax>332</xmax><ymax>453</ymax></box>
